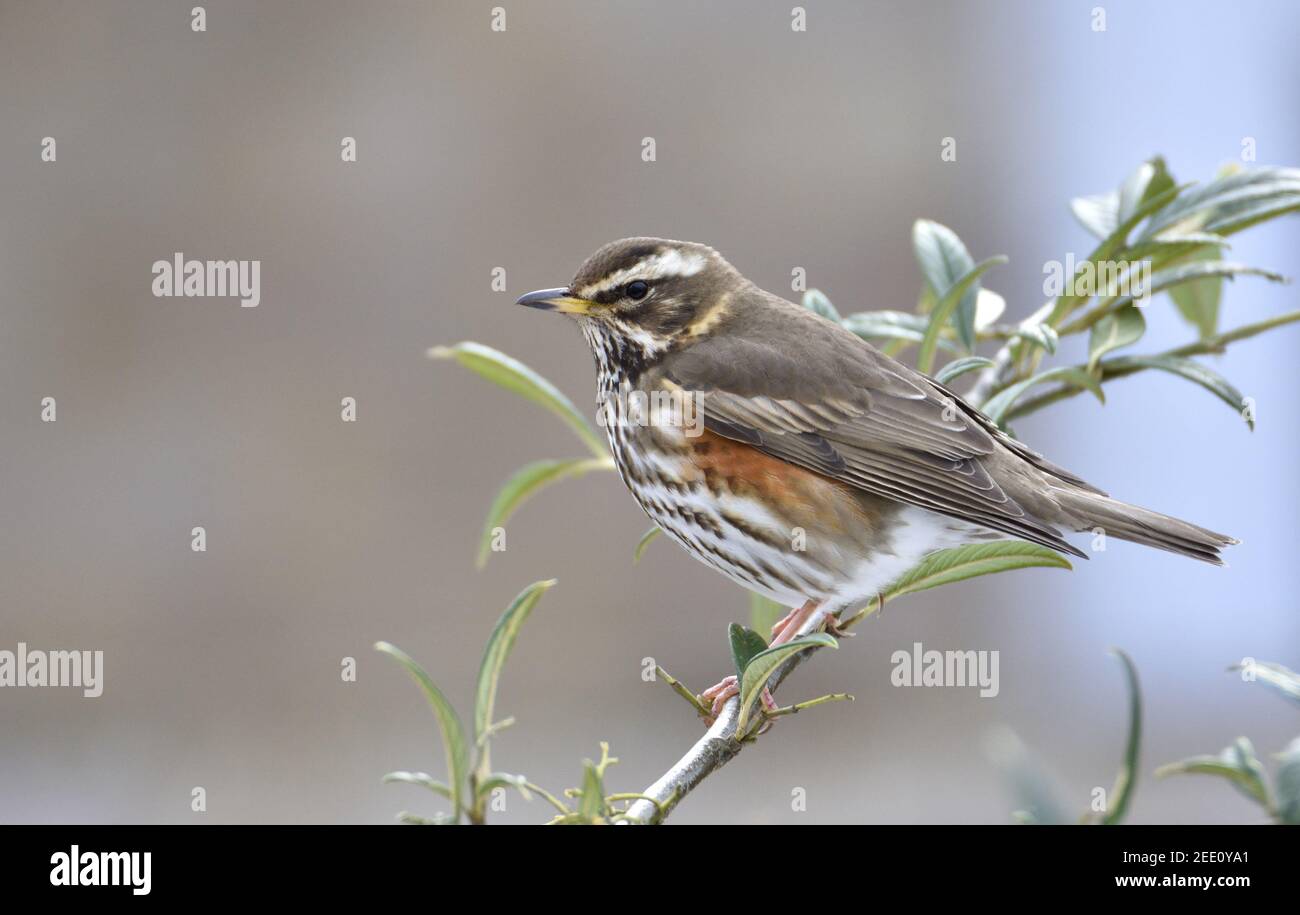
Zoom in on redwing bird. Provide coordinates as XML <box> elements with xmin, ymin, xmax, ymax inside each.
<box><xmin>518</xmin><ymin>238</ymin><xmax>1236</xmax><ymax>716</ymax></box>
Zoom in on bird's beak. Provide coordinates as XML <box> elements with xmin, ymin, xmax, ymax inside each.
<box><xmin>516</xmin><ymin>287</ymin><xmax>596</xmax><ymax>316</ymax></box>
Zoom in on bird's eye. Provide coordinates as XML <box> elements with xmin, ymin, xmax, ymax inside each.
<box><xmin>625</xmin><ymin>280</ymin><xmax>649</xmax><ymax>301</ymax></box>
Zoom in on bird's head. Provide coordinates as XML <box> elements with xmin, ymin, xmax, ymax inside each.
<box><xmin>517</xmin><ymin>237</ymin><xmax>744</xmax><ymax>366</ymax></box>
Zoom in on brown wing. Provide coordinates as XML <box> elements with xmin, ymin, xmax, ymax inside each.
<box><xmin>659</xmin><ymin>297</ymin><xmax>1094</xmax><ymax>558</ymax></box>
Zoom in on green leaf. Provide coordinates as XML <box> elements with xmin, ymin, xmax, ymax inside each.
<box><xmin>841</xmin><ymin>310</ymin><xmax>959</xmax><ymax>353</ymax></box>
<box><xmin>736</xmin><ymin>633</ymin><xmax>838</xmax><ymax>733</ymax></box>
<box><xmin>578</xmin><ymin>761</ymin><xmax>605</xmax><ymax>821</ymax></box>
<box><xmin>1049</xmin><ymin>181</ymin><xmax>1187</xmax><ymax>325</ymax></box>
<box><xmin>396</xmin><ymin>811</ymin><xmax>455</xmax><ymax>825</ymax></box>
<box><xmin>934</xmin><ymin>356</ymin><xmax>995</xmax><ymax>386</ymax></box>
<box><xmin>1274</xmin><ymin>738</ymin><xmax>1300</xmax><ymax>825</ymax></box>
<box><xmin>1168</xmin><ymin>246</ymin><xmax>1223</xmax><ymax>340</ymax></box>
<box><xmin>1121</xmin><ymin>231</ymin><xmax>1227</xmax><ymax>268</ymax></box>
<box><xmin>1098</xmin><ymin>261</ymin><xmax>1285</xmax><ymax>315</ymax></box>
<box><xmin>913</xmin><ymin>220</ymin><xmax>992</xmax><ymax>352</ymax></box>
<box><xmin>1119</xmin><ymin>156</ymin><xmax>1174</xmax><ymax>224</ymax></box>
<box><xmin>981</xmin><ymin>367</ymin><xmax>1105</xmax><ymax>426</ymax></box>
<box><xmin>1141</xmin><ymin>166</ymin><xmax>1300</xmax><ymax>239</ymax></box>
<box><xmin>477</xmin><ymin>457</ymin><xmax>613</xmax><ymax>567</ymax></box>
<box><xmin>476</xmin><ymin>772</ymin><xmax>533</xmax><ymax>803</ymax></box>
<box><xmin>1087</xmin><ymin>305</ymin><xmax>1146</xmax><ymax>372</ymax></box>
<box><xmin>883</xmin><ymin>541</ymin><xmax>1072</xmax><ymax>602</ymax></box>
<box><xmin>1069</xmin><ymin>157</ymin><xmax>1173</xmax><ymax>241</ymax></box>
<box><xmin>1156</xmin><ymin>737</ymin><xmax>1273</xmax><ymax>811</ymax></box>
<box><xmin>382</xmin><ymin>771</ymin><xmax>453</xmax><ymax>800</ymax></box>
<box><xmin>1100</xmin><ymin>354</ymin><xmax>1253</xmax><ymax>430</ymax></box>
<box><xmin>473</xmin><ymin>580</ymin><xmax>554</xmax><ymax>766</ymax></box>
<box><xmin>728</xmin><ymin>622</ymin><xmax>770</xmax><ymax>682</ymax></box>
<box><xmin>429</xmin><ymin>342</ymin><xmax>608</xmax><ymax>458</ymax></box>
<box><xmin>802</xmin><ymin>289</ymin><xmax>841</xmax><ymax>322</ymax></box>
<box><xmin>918</xmin><ymin>255</ymin><xmax>1008</xmax><ymax>373</ymax></box>
<box><xmin>1012</xmin><ymin>322</ymin><xmax>1059</xmax><ymax>356</ymax></box>
<box><xmin>1071</xmin><ymin>190</ymin><xmax>1120</xmax><ymax>241</ymax></box>
<box><xmin>374</xmin><ymin>641</ymin><xmax>471</xmax><ymax>819</ymax></box>
<box><xmin>1232</xmin><ymin>660</ymin><xmax>1300</xmax><ymax>707</ymax></box>
<box><xmin>1102</xmin><ymin>649</ymin><xmax>1142</xmax><ymax>825</ymax></box>
<box><xmin>632</xmin><ymin>526</ymin><xmax>661</xmax><ymax>564</ymax></box>
<box><xmin>1205</xmin><ymin>195</ymin><xmax>1300</xmax><ymax>236</ymax></box>
<box><xmin>748</xmin><ymin>592</ymin><xmax>785</xmax><ymax>637</ymax></box>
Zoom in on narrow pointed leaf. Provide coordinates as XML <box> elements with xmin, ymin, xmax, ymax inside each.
<box><xmin>1100</xmin><ymin>354</ymin><xmax>1252</xmax><ymax>430</ymax></box>
<box><xmin>884</xmin><ymin>541</ymin><xmax>1072</xmax><ymax>602</ymax></box>
<box><xmin>1049</xmin><ymin>182</ymin><xmax>1187</xmax><ymax>325</ymax></box>
<box><xmin>1141</xmin><ymin>166</ymin><xmax>1300</xmax><ymax>239</ymax></box>
<box><xmin>374</xmin><ymin>641</ymin><xmax>470</xmax><ymax>819</ymax></box>
<box><xmin>736</xmin><ymin>634</ymin><xmax>838</xmax><ymax>733</ymax></box>
<box><xmin>1168</xmin><ymin>246</ymin><xmax>1223</xmax><ymax>339</ymax></box>
<box><xmin>913</xmin><ymin>220</ymin><xmax>993</xmax><ymax>353</ymax></box>
<box><xmin>1099</xmin><ymin>261</ymin><xmax>1285</xmax><ymax>315</ymax></box>
<box><xmin>477</xmin><ymin>772</ymin><xmax>533</xmax><ymax>803</ymax></box>
<box><xmin>578</xmin><ymin>761</ymin><xmax>605</xmax><ymax>821</ymax></box>
<box><xmin>1205</xmin><ymin>195</ymin><xmax>1300</xmax><ymax>235</ymax></box>
<box><xmin>1087</xmin><ymin>305</ymin><xmax>1146</xmax><ymax>372</ymax></box>
<box><xmin>632</xmin><ymin>526</ymin><xmax>661</xmax><ymax>564</ymax></box>
<box><xmin>802</xmin><ymin>289</ymin><xmax>841</xmax><ymax>322</ymax></box>
<box><xmin>429</xmin><ymin>342</ymin><xmax>607</xmax><ymax>458</ymax></box>
<box><xmin>918</xmin><ymin>255</ymin><xmax>1008</xmax><ymax>372</ymax></box>
<box><xmin>1155</xmin><ymin>737</ymin><xmax>1272</xmax><ymax>810</ymax></box>
<box><xmin>382</xmin><ymin>771</ymin><xmax>454</xmax><ymax>799</ymax></box>
<box><xmin>396</xmin><ymin>811</ymin><xmax>454</xmax><ymax>825</ymax></box>
<box><xmin>1071</xmin><ymin>190</ymin><xmax>1120</xmax><ymax>240</ymax></box>
<box><xmin>841</xmin><ymin>310</ymin><xmax>959</xmax><ymax>353</ymax></box>
<box><xmin>981</xmin><ymin>367</ymin><xmax>1105</xmax><ymax>426</ymax></box>
<box><xmin>934</xmin><ymin>356</ymin><xmax>995</xmax><ymax>385</ymax></box>
<box><xmin>1118</xmin><ymin>156</ymin><xmax>1174</xmax><ymax>224</ymax></box>
<box><xmin>1012</xmin><ymin>322</ymin><xmax>1059</xmax><ymax>355</ymax></box>
<box><xmin>474</xmin><ymin>580</ymin><xmax>554</xmax><ymax>751</ymax></box>
<box><xmin>1231</xmin><ymin>660</ymin><xmax>1300</xmax><ymax>707</ymax></box>
<box><xmin>477</xmin><ymin>457</ymin><xmax>613</xmax><ymax>567</ymax></box>
<box><xmin>1102</xmin><ymin>649</ymin><xmax>1142</xmax><ymax>825</ymax></box>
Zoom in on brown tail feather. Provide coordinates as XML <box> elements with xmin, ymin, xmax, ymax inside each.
<box><xmin>1053</xmin><ymin>488</ymin><xmax>1237</xmax><ymax>565</ymax></box>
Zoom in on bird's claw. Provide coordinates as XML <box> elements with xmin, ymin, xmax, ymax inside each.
<box><xmin>697</xmin><ymin>675</ymin><xmax>777</xmax><ymax>727</ymax></box>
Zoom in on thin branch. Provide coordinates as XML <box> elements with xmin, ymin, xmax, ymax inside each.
<box><xmin>622</xmin><ymin>646</ymin><xmax>822</xmax><ymax>824</ymax></box>
<box><xmin>767</xmin><ymin>693</ymin><xmax>854</xmax><ymax>718</ymax></box>
<box><xmin>623</xmin><ymin>603</ymin><xmax>879</xmax><ymax>824</ymax></box>
<box><xmin>1006</xmin><ymin>309</ymin><xmax>1300</xmax><ymax>421</ymax></box>
<box><xmin>654</xmin><ymin>665</ymin><xmax>711</xmax><ymax>718</ymax></box>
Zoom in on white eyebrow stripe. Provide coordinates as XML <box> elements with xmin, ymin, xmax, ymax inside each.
<box><xmin>578</xmin><ymin>249</ymin><xmax>707</xmax><ymax>299</ymax></box>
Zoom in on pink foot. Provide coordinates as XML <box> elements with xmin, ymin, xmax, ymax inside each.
<box><xmin>769</xmin><ymin>599</ymin><xmax>824</xmax><ymax>645</ymax></box>
<box><xmin>697</xmin><ymin>675</ymin><xmax>776</xmax><ymax>726</ymax></box>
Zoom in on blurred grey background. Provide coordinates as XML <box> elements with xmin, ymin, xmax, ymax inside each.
<box><xmin>1</xmin><ymin>0</ymin><xmax>1297</xmax><ymax>824</ymax></box>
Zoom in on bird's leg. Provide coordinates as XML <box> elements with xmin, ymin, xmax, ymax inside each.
<box><xmin>768</xmin><ymin>598</ymin><xmax>824</xmax><ymax>646</ymax></box>
<box><xmin>697</xmin><ymin>599</ymin><xmax>824</xmax><ymax>725</ymax></box>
